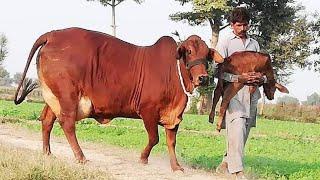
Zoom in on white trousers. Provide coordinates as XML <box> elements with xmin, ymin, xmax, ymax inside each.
<box><xmin>223</xmin><ymin>117</ymin><xmax>251</xmax><ymax>173</ymax></box>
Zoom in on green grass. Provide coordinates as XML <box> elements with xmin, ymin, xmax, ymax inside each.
<box><xmin>1</xmin><ymin>100</ymin><xmax>320</xmax><ymax>179</ymax></box>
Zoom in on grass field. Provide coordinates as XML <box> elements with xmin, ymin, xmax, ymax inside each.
<box><xmin>0</xmin><ymin>144</ymin><xmax>111</xmax><ymax>180</ymax></box>
<box><xmin>1</xmin><ymin>99</ymin><xmax>320</xmax><ymax>179</ymax></box>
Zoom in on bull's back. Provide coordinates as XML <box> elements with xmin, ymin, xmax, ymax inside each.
<box><xmin>37</xmin><ymin>28</ymin><xmax>184</xmax><ymax>121</ymax></box>
<box><xmin>37</xmin><ymin>28</ymin><xmax>140</xmax><ymax>118</ymax></box>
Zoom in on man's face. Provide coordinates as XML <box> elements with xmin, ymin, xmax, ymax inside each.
<box><xmin>231</xmin><ymin>21</ymin><xmax>249</xmax><ymax>38</ymax></box>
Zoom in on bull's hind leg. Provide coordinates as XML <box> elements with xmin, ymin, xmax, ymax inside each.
<box><xmin>39</xmin><ymin>104</ymin><xmax>56</xmax><ymax>155</ymax></box>
<box><xmin>47</xmin><ymin>78</ymin><xmax>87</xmax><ymax>163</ymax></box>
<box><xmin>58</xmin><ymin>97</ymin><xmax>87</xmax><ymax>163</ymax></box>
<box><xmin>140</xmin><ymin>112</ymin><xmax>159</xmax><ymax>164</ymax></box>
<box><xmin>165</xmin><ymin>125</ymin><xmax>183</xmax><ymax>172</ymax></box>
<box><xmin>217</xmin><ymin>83</ymin><xmax>244</xmax><ymax>132</ymax></box>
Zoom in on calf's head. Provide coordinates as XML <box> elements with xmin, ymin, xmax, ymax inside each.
<box><xmin>176</xmin><ymin>35</ymin><xmax>223</xmax><ymax>87</ymax></box>
<box><xmin>263</xmin><ymin>80</ymin><xmax>289</xmax><ymax>100</ymax></box>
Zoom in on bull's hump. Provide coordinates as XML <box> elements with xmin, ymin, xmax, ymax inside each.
<box><xmin>154</xmin><ymin>36</ymin><xmax>177</xmax><ymax>47</ymax></box>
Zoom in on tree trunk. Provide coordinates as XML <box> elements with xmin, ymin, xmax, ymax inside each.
<box><xmin>211</xmin><ymin>22</ymin><xmax>220</xmax><ymax>48</ymax></box>
<box><xmin>111</xmin><ymin>0</ymin><xmax>116</xmax><ymax>37</ymax></box>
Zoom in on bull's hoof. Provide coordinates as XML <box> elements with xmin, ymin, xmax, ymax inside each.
<box><xmin>76</xmin><ymin>158</ymin><xmax>88</xmax><ymax>164</ymax></box>
<box><xmin>139</xmin><ymin>158</ymin><xmax>148</xmax><ymax>164</ymax></box>
<box><xmin>172</xmin><ymin>166</ymin><xmax>184</xmax><ymax>172</ymax></box>
<box><xmin>43</xmin><ymin>150</ymin><xmax>51</xmax><ymax>156</ymax></box>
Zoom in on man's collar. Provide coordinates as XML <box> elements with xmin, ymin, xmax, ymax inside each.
<box><xmin>229</xmin><ymin>32</ymin><xmax>251</xmax><ymax>41</ymax></box>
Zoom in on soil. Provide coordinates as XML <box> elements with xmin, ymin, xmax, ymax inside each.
<box><xmin>0</xmin><ymin>123</ymin><xmax>227</xmax><ymax>180</ymax></box>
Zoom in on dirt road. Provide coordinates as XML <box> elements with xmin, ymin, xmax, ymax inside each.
<box><xmin>0</xmin><ymin>124</ymin><xmax>226</xmax><ymax>180</ymax></box>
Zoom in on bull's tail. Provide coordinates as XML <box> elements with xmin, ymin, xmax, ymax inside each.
<box><xmin>14</xmin><ymin>33</ymin><xmax>49</xmax><ymax>105</ymax></box>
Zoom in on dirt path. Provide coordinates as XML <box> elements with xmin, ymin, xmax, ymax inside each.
<box><xmin>0</xmin><ymin>124</ymin><xmax>225</xmax><ymax>180</ymax></box>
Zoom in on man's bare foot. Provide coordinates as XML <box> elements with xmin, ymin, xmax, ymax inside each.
<box><xmin>216</xmin><ymin>161</ymin><xmax>228</xmax><ymax>174</ymax></box>
<box><xmin>233</xmin><ymin>171</ymin><xmax>248</xmax><ymax>180</ymax></box>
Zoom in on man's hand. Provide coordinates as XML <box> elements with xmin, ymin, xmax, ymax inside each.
<box><xmin>238</xmin><ymin>72</ymin><xmax>265</xmax><ymax>85</ymax></box>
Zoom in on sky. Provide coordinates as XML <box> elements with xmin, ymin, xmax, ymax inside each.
<box><xmin>0</xmin><ymin>0</ymin><xmax>319</xmax><ymax>102</ymax></box>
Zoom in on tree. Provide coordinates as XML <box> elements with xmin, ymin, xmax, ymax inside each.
<box><xmin>87</xmin><ymin>0</ymin><xmax>144</xmax><ymax>36</ymax></box>
<box><xmin>302</xmin><ymin>92</ymin><xmax>320</xmax><ymax>106</ymax></box>
<box><xmin>0</xmin><ymin>66</ymin><xmax>11</xmax><ymax>86</ymax></box>
<box><xmin>311</xmin><ymin>13</ymin><xmax>320</xmax><ymax>71</ymax></box>
<box><xmin>170</xmin><ymin>0</ymin><xmax>230</xmax><ymax>48</ymax></box>
<box><xmin>13</xmin><ymin>72</ymin><xmax>23</xmax><ymax>85</ymax></box>
<box><xmin>170</xmin><ymin>0</ymin><xmax>319</xmax><ymax>113</ymax></box>
<box><xmin>0</xmin><ymin>66</ymin><xmax>9</xmax><ymax>79</ymax></box>
<box><xmin>277</xmin><ymin>95</ymin><xmax>300</xmax><ymax>105</ymax></box>
<box><xmin>0</xmin><ymin>33</ymin><xmax>8</xmax><ymax>64</ymax></box>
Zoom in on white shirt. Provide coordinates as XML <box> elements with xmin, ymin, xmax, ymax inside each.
<box><xmin>214</xmin><ymin>32</ymin><xmax>261</xmax><ymax>121</ymax></box>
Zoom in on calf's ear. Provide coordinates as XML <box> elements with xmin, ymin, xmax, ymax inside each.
<box><xmin>275</xmin><ymin>83</ymin><xmax>289</xmax><ymax>93</ymax></box>
<box><xmin>209</xmin><ymin>48</ymin><xmax>224</xmax><ymax>63</ymax></box>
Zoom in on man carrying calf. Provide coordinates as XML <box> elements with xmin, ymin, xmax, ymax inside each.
<box><xmin>210</xmin><ymin>51</ymin><xmax>289</xmax><ymax>132</ymax></box>
<box><xmin>212</xmin><ymin>7</ymin><xmax>268</xmax><ymax>179</ymax></box>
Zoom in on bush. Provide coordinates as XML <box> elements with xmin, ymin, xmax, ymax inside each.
<box><xmin>260</xmin><ymin>104</ymin><xmax>320</xmax><ymax>124</ymax></box>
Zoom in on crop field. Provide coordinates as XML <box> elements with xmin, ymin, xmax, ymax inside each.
<box><xmin>0</xmin><ymin>99</ymin><xmax>319</xmax><ymax>179</ymax></box>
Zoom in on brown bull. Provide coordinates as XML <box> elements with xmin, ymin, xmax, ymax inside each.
<box><xmin>208</xmin><ymin>51</ymin><xmax>289</xmax><ymax>131</ymax></box>
<box><xmin>14</xmin><ymin>27</ymin><xmax>223</xmax><ymax>171</ymax></box>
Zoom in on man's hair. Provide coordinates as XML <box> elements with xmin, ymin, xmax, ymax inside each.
<box><xmin>229</xmin><ymin>7</ymin><xmax>250</xmax><ymax>24</ymax></box>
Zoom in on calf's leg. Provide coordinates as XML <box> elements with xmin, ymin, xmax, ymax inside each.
<box><xmin>217</xmin><ymin>83</ymin><xmax>244</xmax><ymax>132</ymax></box>
<box><xmin>209</xmin><ymin>80</ymin><xmax>223</xmax><ymax>123</ymax></box>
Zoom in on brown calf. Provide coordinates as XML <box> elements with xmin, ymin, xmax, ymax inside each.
<box><xmin>209</xmin><ymin>51</ymin><xmax>289</xmax><ymax>131</ymax></box>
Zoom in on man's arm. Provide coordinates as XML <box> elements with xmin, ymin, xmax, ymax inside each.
<box><xmin>223</xmin><ymin>72</ymin><xmax>267</xmax><ymax>84</ymax></box>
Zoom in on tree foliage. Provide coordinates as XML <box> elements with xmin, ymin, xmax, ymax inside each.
<box><xmin>13</xmin><ymin>72</ymin><xmax>23</xmax><ymax>85</ymax></box>
<box><xmin>0</xmin><ymin>34</ymin><xmax>8</xmax><ymax>64</ymax></box>
<box><xmin>171</xmin><ymin>0</ymin><xmax>320</xmax><ymax>87</ymax></box>
<box><xmin>0</xmin><ymin>33</ymin><xmax>10</xmax><ymax>84</ymax></box>
<box><xmin>0</xmin><ymin>66</ymin><xmax>9</xmax><ymax>79</ymax></box>
<box><xmin>277</xmin><ymin>95</ymin><xmax>300</xmax><ymax>105</ymax></box>
<box><xmin>302</xmin><ymin>92</ymin><xmax>320</xmax><ymax>106</ymax></box>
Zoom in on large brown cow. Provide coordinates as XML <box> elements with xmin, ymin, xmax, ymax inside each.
<box><xmin>14</xmin><ymin>27</ymin><xmax>223</xmax><ymax>171</ymax></box>
<box><xmin>208</xmin><ymin>51</ymin><xmax>289</xmax><ymax>131</ymax></box>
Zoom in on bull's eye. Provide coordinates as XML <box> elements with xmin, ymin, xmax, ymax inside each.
<box><xmin>187</xmin><ymin>49</ymin><xmax>192</xmax><ymax>55</ymax></box>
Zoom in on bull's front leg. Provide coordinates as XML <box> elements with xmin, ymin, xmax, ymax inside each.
<box><xmin>140</xmin><ymin>110</ymin><xmax>160</xmax><ymax>164</ymax></box>
<box><xmin>165</xmin><ymin>125</ymin><xmax>183</xmax><ymax>172</ymax></box>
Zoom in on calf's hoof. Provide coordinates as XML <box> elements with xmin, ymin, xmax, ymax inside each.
<box><xmin>208</xmin><ymin>113</ymin><xmax>215</xmax><ymax>123</ymax></box>
<box><xmin>216</xmin><ymin>125</ymin><xmax>222</xmax><ymax>132</ymax></box>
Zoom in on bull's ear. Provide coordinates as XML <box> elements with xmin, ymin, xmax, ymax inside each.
<box><xmin>275</xmin><ymin>83</ymin><xmax>289</xmax><ymax>93</ymax></box>
<box><xmin>209</xmin><ymin>48</ymin><xmax>224</xmax><ymax>63</ymax></box>
<box><xmin>175</xmin><ymin>46</ymin><xmax>185</xmax><ymax>59</ymax></box>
